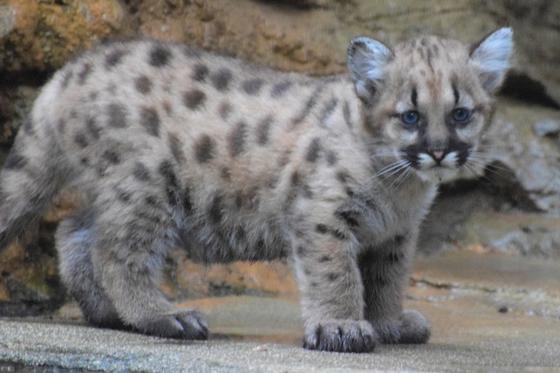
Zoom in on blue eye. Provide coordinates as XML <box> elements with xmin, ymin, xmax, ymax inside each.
<box><xmin>452</xmin><ymin>108</ymin><xmax>472</xmax><ymax>123</ymax></box>
<box><xmin>401</xmin><ymin>110</ymin><xmax>420</xmax><ymax>128</ymax></box>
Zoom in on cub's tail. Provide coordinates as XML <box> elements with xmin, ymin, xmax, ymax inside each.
<box><xmin>0</xmin><ymin>117</ymin><xmax>67</xmax><ymax>251</ymax></box>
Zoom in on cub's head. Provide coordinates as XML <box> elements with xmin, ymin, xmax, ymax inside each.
<box><xmin>347</xmin><ymin>28</ymin><xmax>513</xmax><ymax>183</ymax></box>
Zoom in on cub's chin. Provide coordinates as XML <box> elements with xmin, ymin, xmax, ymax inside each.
<box><xmin>415</xmin><ymin>167</ymin><xmax>460</xmax><ymax>184</ymax></box>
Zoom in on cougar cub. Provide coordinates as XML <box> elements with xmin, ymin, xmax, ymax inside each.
<box><xmin>0</xmin><ymin>28</ymin><xmax>513</xmax><ymax>352</ymax></box>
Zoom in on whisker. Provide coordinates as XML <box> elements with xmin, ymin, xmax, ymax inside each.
<box><xmin>375</xmin><ymin>160</ymin><xmax>408</xmax><ymax>178</ymax></box>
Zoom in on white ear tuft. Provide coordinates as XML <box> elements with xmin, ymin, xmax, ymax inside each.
<box><xmin>347</xmin><ymin>37</ymin><xmax>393</xmax><ymax>102</ymax></box>
<box><xmin>470</xmin><ymin>27</ymin><xmax>514</xmax><ymax>92</ymax></box>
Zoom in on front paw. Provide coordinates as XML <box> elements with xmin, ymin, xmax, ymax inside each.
<box><xmin>399</xmin><ymin>309</ymin><xmax>430</xmax><ymax>344</ymax></box>
<box><xmin>374</xmin><ymin>309</ymin><xmax>431</xmax><ymax>344</ymax></box>
<box><xmin>135</xmin><ymin>310</ymin><xmax>209</xmax><ymax>340</ymax></box>
<box><xmin>303</xmin><ymin>319</ymin><xmax>378</xmax><ymax>353</ymax></box>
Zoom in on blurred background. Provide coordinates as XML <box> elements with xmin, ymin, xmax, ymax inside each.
<box><xmin>0</xmin><ymin>0</ymin><xmax>559</xmax><ymax>337</ymax></box>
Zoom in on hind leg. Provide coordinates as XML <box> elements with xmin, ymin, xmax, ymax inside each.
<box><xmin>56</xmin><ymin>209</ymin><xmax>123</xmax><ymax>328</ymax></box>
<box><xmin>91</xmin><ymin>186</ymin><xmax>208</xmax><ymax>340</ymax></box>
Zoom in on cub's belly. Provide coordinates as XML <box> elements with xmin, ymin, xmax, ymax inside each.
<box><xmin>177</xmin><ymin>219</ymin><xmax>289</xmax><ymax>263</ymax></box>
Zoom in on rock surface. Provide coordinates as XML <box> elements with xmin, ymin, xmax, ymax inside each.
<box><xmin>1</xmin><ymin>251</ymin><xmax>559</xmax><ymax>371</ymax></box>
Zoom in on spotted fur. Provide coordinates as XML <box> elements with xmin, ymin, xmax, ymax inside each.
<box><xmin>0</xmin><ymin>30</ymin><xmax>512</xmax><ymax>352</ymax></box>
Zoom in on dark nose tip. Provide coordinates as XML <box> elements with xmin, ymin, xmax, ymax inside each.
<box><xmin>430</xmin><ymin>150</ymin><xmax>445</xmax><ymax>162</ymax></box>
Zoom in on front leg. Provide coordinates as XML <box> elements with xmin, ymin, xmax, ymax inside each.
<box><xmin>359</xmin><ymin>233</ymin><xmax>430</xmax><ymax>344</ymax></box>
<box><xmin>293</xmin><ymin>219</ymin><xmax>378</xmax><ymax>353</ymax></box>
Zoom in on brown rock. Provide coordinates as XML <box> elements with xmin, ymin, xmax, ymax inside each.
<box><xmin>0</xmin><ymin>0</ymin><xmax>127</xmax><ymax>72</ymax></box>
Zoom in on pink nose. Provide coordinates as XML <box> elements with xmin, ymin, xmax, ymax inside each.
<box><xmin>432</xmin><ymin>150</ymin><xmax>445</xmax><ymax>161</ymax></box>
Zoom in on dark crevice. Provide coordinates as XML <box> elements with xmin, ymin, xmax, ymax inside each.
<box><xmin>0</xmin><ymin>70</ymin><xmax>51</xmax><ymax>87</ymax></box>
<box><xmin>254</xmin><ymin>0</ymin><xmax>330</xmax><ymax>11</ymax></box>
<box><xmin>500</xmin><ymin>72</ymin><xmax>560</xmax><ymax>109</ymax></box>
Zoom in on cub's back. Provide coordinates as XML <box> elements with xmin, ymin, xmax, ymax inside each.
<box><xmin>32</xmin><ymin>40</ymin><xmax>342</xmax><ymax>191</ymax></box>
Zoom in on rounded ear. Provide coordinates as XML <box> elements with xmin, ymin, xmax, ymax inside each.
<box><xmin>469</xmin><ymin>27</ymin><xmax>514</xmax><ymax>93</ymax></box>
<box><xmin>347</xmin><ymin>37</ymin><xmax>393</xmax><ymax>103</ymax></box>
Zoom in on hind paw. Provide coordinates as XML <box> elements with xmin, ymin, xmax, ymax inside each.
<box><xmin>135</xmin><ymin>310</ymin><xmax>209</xmax><ymax>340</ymax></box>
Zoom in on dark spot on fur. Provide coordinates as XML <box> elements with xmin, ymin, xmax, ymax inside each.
<box><xmin>74</xmin><ymin>132</ymin><xmax>88</xmax><ymax>148</ymax></box>
<box><xmin>140</xmin><ymin>107</ymin><xmax>160</xmax><ymax>137</ymax></box>
<box><xmin>326</xmin><ymin>151</ymin><xmax>338</xmax><ymax>166</ymax></box>
<box><xmin>183</xmin><ymin>89</ymin><xmax>206</xmax><ymax>110</ymax></box>
<box><xmin>86</xmin><ymin>117</ymin><xmax>101</xmax><ymax>140</ymax></box>
<box><xmin>159</xmin><ymin>160</ymin><xmax>180</xmax><ymax>206</ymax></box>
<box><xmin>218</xmin><ymin>101</ymin><xmax>232</xmax><ymax>120</ymax></box>
<box><xmin>342</xmin><ymin>101</ymin><xmax>353</xmax><ymax>128</ymax></box>
<box><xmin>305</xmin><ymin>137</ymin><xmax>321</xmax><ymax>162</ymax></box>
<box><xmin>234</xmin><ymin>191</ymin><xmax>244</xmax><ymax>209</ymax></box>
<box><xmin>145</xmin><ymin>195</ymin><xmax>159</xmax><ymax>206</ymax></box>
<box><xmin>135</xmin><ymin>75</ymin><xmax>152</xmax><ymax>94</ymax></box>
<box><xmin>57</xmin><ymin>119</ymin><xmax>66</xmax><ymax>134</ymax></box>
<box><xmin>149</xmin><ymin>44</ymin><xmax>172</xmax><ymax>67</ymax></box>
<box><xmin>182</xmin><ymin>186</ymin><xmax>193</xmax><ymax>213</ymax></box>
<box><xmin>277</xmin><ymin>150</ymin><xmax>291</xmax><ymax>168</ymax></box>
<box><xmin>163</xmin><ymin>101</ymin><xmax>173</xmax><ymax>116</ymax></box>
<box><xmin>267</xmin><ymin>175</ymin><xmax>279</xmax><ymax>189</ymax></box>
<box><xmin>318</xmin><ymin>97</ymin><xmax>338</xmax><ymax>125</ymax></box>
<box><xmin>336</xmin><ymin>210</ymin><xmax>360</xmax><ymax>228</ymax></box>
<box><xmin>211</xmin><ymin>68</ymin><xmax>233</xmax><ymax>91</ymax></box>
<box><xmin>315</xmin><ymin>224</ymin><xmax>328</xmax><ymax>234</ymax></box>
<box><xmin>271</xmin><ymin>80</ymin><xmax>292</xmax><ymax>97</ymax></box>
<box><xmin>78</xmin><ymin>63</ymin><xmax>92</xmax><ymax>85</ymax></box>
<box><xmin>291</xmin><ymin>170</ymin><xmax>300</xmax><ymax>186</ymax></box>
<box><xmin>327</xmin><ymin>273</ymin><xmax>339</xmax><ymax>282</ymax></box>
<box><xmin>192</xmin><ymin>63</ymin><xmax>209</xmax><ymax>82</ymax></box>
<box><xmin>256</xmin><ymin>115</ymin><xmax>273</xmax><ymax>145</ymax></box>
<box><xmin>105</xmin><ymin>49</ymin><xmax>127</xmax><ymax>69</ymax></box>
<box><xmin>375</xmin><ymin>274</ymin><xmax>389</xmax><ymax>286</ymax></box>
<box><xmin>242</xmin><ymin>78</ymin><xmax>264</xmax><ymax>95</ymax></box>
<box><xmin>194</xmin><ymin>135</ymin><xmax>215</xmax><ymax>163</ymax></box>
<box><xmin>103</xmin><ymin>149</ymin><xmax>121</xmax><ymax>164</ymax></box>
<box><xmin>168</xmin><ymin>133</ymin><xmax>186</xmax><ymax>163</ymax></box>
<box><xmin>318</xmin><ymin>255</ymin><xmax>331</xmax><ymax>262</ymax></box>
<box><xmin>107</xmin><ymin>103</ymin><xmax>128</xmax><ymax>128</ymax></box>
<box><xmin>116</xmin><ymin>188</ymin><xmax>132</xmax><ymax>203</ymax></box>
<box><xmin>330</xmin><ymin>229</ymin><xmax>348</xmax><ymax>240</ymax></box>
<box><xmin>297</xmin><ymin>246</ymin><xmax>306</xmax><ymax>256</ymax></box>
<box><xmin>385</xmin><ymin>252</ymin><xmax>403</xmax><ymax>264</ymax></box>
<box><xmin>3</xmin><ymin>150</ymin><xmax>27</xmax><ymax>170</ymax></box>
<box><xmin>336</xmin><ymin>170</ymin><xmax>349</xmax><ymax>184</ymax></box>
<box><xmin>302</xmin><ymin>184</ymin><xmax>313</xmax><ymax>199</ymax></box>
<box><xmin>411</xmin><ymin>87</ymin><xmax>418</xmax><ymax>107</ymax></box>
<box><xmin>228</xmin><ymin>121</ymin><xmax>247</xmax><ymax>157</ymax></box>
<box><xmin>133</xmin><ymin>162</ymin><xmax>151</xmax><ymax>182</ymax></box>
<box><xmin>221</xmin><ymin>167</ymin><xmax>231</xmax><ymax>181</ymax></box>
<box><xmin>208</xmin><ymin>193</ymin><xmax>224</xmax><ymax>224</ymax></box>
<box><xmin>291</xmin><ymin>86</ymin><xmax>321</xmax><ymax>127</ymax></box>
<box><xmin>452</xmin><ymin>83</ymin><xmax>460</xmax><ymax>105</ymax></box>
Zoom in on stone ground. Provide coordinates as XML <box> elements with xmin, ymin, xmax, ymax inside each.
<box><xmin>1</xmin><ymin>251</ymin><xmax>560</xmax><ymax>372</ymax></box>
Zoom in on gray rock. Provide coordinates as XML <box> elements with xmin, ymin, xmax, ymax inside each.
<box><xmin>533</xmin><ymin>119</ymin><xmax>560</xmax><ymax>137</ymax></box>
